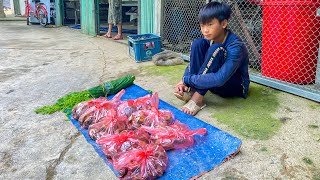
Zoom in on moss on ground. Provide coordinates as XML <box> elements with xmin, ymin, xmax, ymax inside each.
<box><xmin>260</xmin><ymin>147</ymin><xmax>268</xmax><ymax>152</ymax></box>
<box><xmin>141</xmin><ymin>65</ymin><xmax>281</xmax><ymax>140</ymax></box>
<box><xmin>140</xmin><ymin>64</ymin><xmax>188</xmax><ymax>85</ymax></box>
<box><xmin>303</xmin><ymin>157</ymin><xmax>313</xmax><ymax>165</ymax></box>
<box><xmin>308</xmin><ymin>124</ymin><xmax>319</xmax><ymax>129</ymax></box>
<box><xmin>309</xmin><ymin>103</ymin><xmax>320</xmax><ymax>110</ymax></box>
<box><xmin>302</xmin><ymin>157</ymin><xmax>320</xmax><ymax>180</ymax></box>
<box><xmin>312</xmin><ymin>169</ymin><xmax>320</xmax><ymax>180</ymax></box>
<box><xmin>212</xmin><ymin>83</ymin><xmax>281</xmax><ymax>140</ymax></box>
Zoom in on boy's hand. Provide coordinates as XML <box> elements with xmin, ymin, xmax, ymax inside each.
<box><xmin>175</xmin><ymin>82</ymin><xmax>188</xmax><ymax>96</ymax></box>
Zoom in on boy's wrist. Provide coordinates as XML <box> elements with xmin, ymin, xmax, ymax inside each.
<box><xmin>182</xmin><ymin>76</ymin><xmax>188</xmax><ymax>86</ymax></box>
<box><xmin>178</xmin><ymin>80</ymin><xmax>185</xmax><ymax>86</ymax></box>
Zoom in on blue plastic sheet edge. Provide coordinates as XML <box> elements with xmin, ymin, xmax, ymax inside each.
<box><xmin>68</xmin><ymin>84</ymin><xmax>242</xmax><ymax>179</ymax></box>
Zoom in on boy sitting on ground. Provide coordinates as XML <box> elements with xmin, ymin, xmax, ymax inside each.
<box><xmin>174</xmin><ymin>1</ymin><xmax>250</xmax><ymax>116</ymax></box>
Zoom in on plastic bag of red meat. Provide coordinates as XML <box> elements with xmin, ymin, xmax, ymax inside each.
<box><xmin>128</xmin><ymin>93</ymin><xmax>175</xmax><ymax>129</ymax></box>
<box><xmin>127</xmin><ymin>110</ymin><xmax>152</xmax><ymax>129</ymax></box>
<box><xmin>116</xmin><ymin>93</ymin><xmax>154</xmax><ymax>120</ymax></box>
<box><xmin>72</xmin><ymin>97</ymin><xmax>107</xmax><ymax>120</ymax></box>
<box><xmin>117</xmin><ymin>99</ymin><xmax>136</xmax><ymax>119</ymax></box>
<box><xmin>96</xmin><ymin>129</ymin><xmax>150</xmax><ymax>160</ymax></box>
<box><xmin>113</xmin><ymin>144</ymin><xmax>168</xmax><ymax>180</ymax></box>
<box><xmin>92</xmin><ymin>89</ymin><xmax>125</xmax><ymax>123</ymax></box>
<box><xmin>77</xmin><ymin>104</ymin><xmax>98</xmax><ymax>129</ymax></box>
<box><xmin>148</xmin><ymin>93</ymin><xmax>175</xmax><ymax>126</ymax></box>
<box><xmin>140</xmin><ymin>121</ymin><xmax>207</xmax><ymax>150</ymax></box>
<box><xmin>117</xmin><ymin>93</ymin><xmax>153</xmax><ymax>119</ymax></box>
<box><xmin>133</xmin><ymin>94</ymin><xmax>153</xmax><ymax>110</ymax></box>
<box><xmin>77</xmin><ymin>90</ymin><xmax>125</xmax><ymax>129</ymax></box>
<box><xmin>88</xmin><ymin>109</ymin><xmax>128</xmax><ymax>140</ymax></box>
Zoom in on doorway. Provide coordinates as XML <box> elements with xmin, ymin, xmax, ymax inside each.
<box><xmin>63</xmin><ymin>0</ymin><xmax>80</xmax><ymax>25</ymax></box>
<box><xmin>98</xmin><ymin>0</ymin><xmax>138</xmax><ymax>38</ymax></box>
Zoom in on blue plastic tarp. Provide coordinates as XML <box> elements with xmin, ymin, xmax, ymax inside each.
<box><xmin>69</xmin><ymin>84</ymin><xmax>241</xmax><ymax>179</ymax></box>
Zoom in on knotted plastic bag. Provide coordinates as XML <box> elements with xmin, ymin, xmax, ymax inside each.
<box><xmin>116</xmin><ymin>94</ymin><xmax>153</xmax><ymax>120</ymax></box>
<box><xmin>72</xmin><ymin>97</ymin><xmax>107</xmax><ymax>120</ymax></box>
<box><xmin>128</xmin><ymin>93</ymin><xmax>175</xmax><ymax>129</ymax></box>
<box><xmin>113</xmin><ymin>144</ymin><xmax>168</xmax><ymax>180</ymax></box>
<box><xmin>133</xmin><ymin>94</ymin><xmax>153</xmax><ymax>110</ymax></box>
<box><xmin>78</xmin><ymin>90</ymin><xmax>125</xmax><ymax>129</ymax></box>
<box><xmin>88</xmin><ymin>109</ymin><xmax>128</xmax><ymax>140</ymax></box>
<box><xmin>140</xmin><ymin>121</ymin><xmax>206</xmax><ymax>150</ymax></box>
<box><xmin>117</xmin><ymin>99</ymin><xmax>136</xmax><ymax>119</ymax></box>
<box><xmin>96</xmin><ymin>130</ymin><xmax>150</xmax><ymax>160</ymax></box>
<box><xmin>93</xmin><ymin>89</ymin><xmax>125</xmax><ymax>123</ymax></box>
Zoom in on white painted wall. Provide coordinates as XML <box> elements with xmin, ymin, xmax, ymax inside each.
<box><xmin>10</xmin><ymin>0</ymin><xmax>14</xmax><ymax>14</ymax></box>
<box><xmin>154</xmin><ymin>0</ymin><xmax>161</xmax><ymax>35</ymax></box>
<box><xmin>11</xmin><ymin>0</ymin><xmax>26</xmax><ymax>15</ymax></box>
<box><xmin>20</xmin><ymin>0</ymin><xmax>25</xmax><ymax>15</ymax></box>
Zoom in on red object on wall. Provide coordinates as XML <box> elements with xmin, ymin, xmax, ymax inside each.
<box><xmin>261</xmin><ymin>0</ymin><xmax>320</xmax><ymax>84</ymax></box>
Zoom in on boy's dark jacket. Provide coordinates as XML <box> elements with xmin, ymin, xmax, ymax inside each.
<box><xmin>183</xmin><ymin>30</ymin><xmax>250</xmax><ymax>97</ymax></box>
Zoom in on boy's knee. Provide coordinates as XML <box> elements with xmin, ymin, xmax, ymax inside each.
<box><xmin>191</xmin><ymin>38</ymin><xmax>209</xmax><ymax>50</ymax></box>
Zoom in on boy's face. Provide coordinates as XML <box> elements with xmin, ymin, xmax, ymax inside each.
<box><xmin>200</xmin><ymin>18</ymin><xmax>228</xmax><ymax>41</ymax></box>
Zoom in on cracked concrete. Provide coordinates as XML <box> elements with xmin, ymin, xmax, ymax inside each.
<box><xmin>0</xmin><ymin>21</ymin><xmax>319</xmax><ymax>180</ymax></box>
<box><xmin>46</xmin><ymin>132</ymin><xmax>80</xmax><ymax>180</ymax></box>
<box><xmin>0</xmin><ymin>21</ymin><xmax>122</xmax><ymax>179</ymax></box>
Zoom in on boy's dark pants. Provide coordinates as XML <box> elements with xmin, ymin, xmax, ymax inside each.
<box><xmin>188</xmin><ymin>39</ymin><xmax>244</xmax><ymax>98</ymax></box>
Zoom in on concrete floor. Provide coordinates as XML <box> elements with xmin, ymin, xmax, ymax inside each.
<box><xmin>0</xmin><ymin>21</ymin><xmax>320</xmax><ymax>180</ymax></box>
<box><xmin>0</xmin><ymin>21</ymin><xmax>135</xmax><ymax>180</ymax></box>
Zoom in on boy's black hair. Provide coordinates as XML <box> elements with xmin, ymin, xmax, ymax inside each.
<box><xmin>199</xmin><ymin>1</ymin><xmax>232</xmax><ymax>24</ymax></box>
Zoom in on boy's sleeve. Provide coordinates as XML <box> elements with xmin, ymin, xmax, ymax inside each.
<box><xmin>183</xmin><ymin>42</ymin><xmax>243</xmax><ymax>89</ymax></box>
<box><xmin>183</xmin><ymin>63</ymin><xmax>191</xmax><ymax>77</ymax></box>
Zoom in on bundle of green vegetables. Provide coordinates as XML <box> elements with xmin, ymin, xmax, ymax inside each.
<box><xmin>35</xmin><ymin>74</ymin><xmax>135</xmax><ymax>115</ymax></box>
